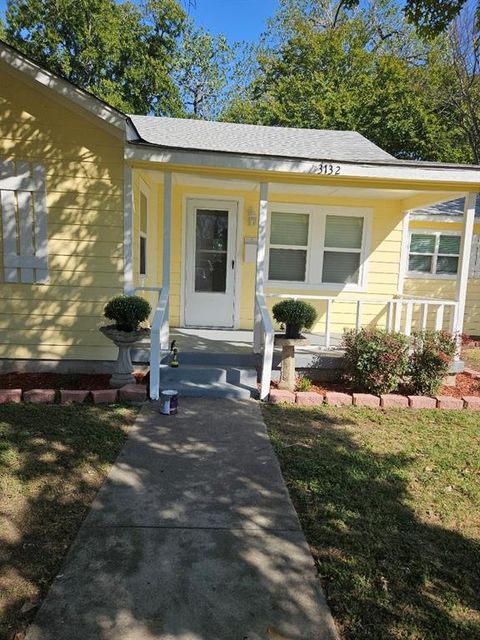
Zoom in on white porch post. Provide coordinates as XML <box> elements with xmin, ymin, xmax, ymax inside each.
<box><xmin>253</xmin><ymin>182</ymin><xmax>269</xmax><ymax>353</ymax></box>
<box><xmin>123</xmin><ymin>164</ymin><xmax>134</xmax><ymax>294</ymax></box>
<box><xmin>454</xmin><ymin>192</ymin><xmax>477</xmax><ymax>359</ymax></box>
<box><xmin>161</xmin><ymin>171</ymin><xmax>172</xmax><ymax>350</ymax></box>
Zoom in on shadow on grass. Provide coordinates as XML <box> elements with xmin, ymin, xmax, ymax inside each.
<box><xmin>0</xmin><ymin>403</ymin><xmax>137</xmax><ymax>640</ymax></box>
<box><xmin>264</xmin><ymin>404</ymin><xmax>480</xmax><ymax>640</ymax></box>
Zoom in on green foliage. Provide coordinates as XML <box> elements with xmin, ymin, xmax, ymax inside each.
<box><xmin>4</xmin><ymin>0</ymin><xmax>186</xmax><ymax>115</ymax></box>
<box><xmin>104</xmin><ymin>295</ymin><xmax>151</xmax><ymax>332</ymax></box>
<box><xmin>342</xmin><ymin>329</ymin><xmax>410</xmax><ymax>394</ymax></box>
<box><xmin>408</xmin><ymin>330</ymin><xmax>457</xmax><ymax>395</ymax></box>
<box><xmin>272</xmin><ymin>299</ymin><xmax>318</xmax><ymax>338</ymax></box>
<box><xmin>295</xmin><ymin>374</ymin><xmax>312</xmax><ymax>392</ymax></box>
<box><xmin>174</xmin><ymin>22</ymin><xmax>237</xmax><ymax>119</ymax></box>
<box><xmin>224</xmin><ymin>2</ymin><xmax>476</xmax><ymax>162</ymax></box>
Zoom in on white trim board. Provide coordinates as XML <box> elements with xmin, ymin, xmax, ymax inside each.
<box><xmin>125</xmin><ymin>146</ymin><xmax>480</xmax><ymax>187</ymax></box>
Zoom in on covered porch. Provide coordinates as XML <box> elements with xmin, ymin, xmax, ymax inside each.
<box><xmin>124</xmin><ymin>148</ymin><xmax>479</xmax><ymax>400</ymax></box>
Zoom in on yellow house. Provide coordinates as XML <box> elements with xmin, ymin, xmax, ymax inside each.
<box><xmin>1</xmin><ymin>40</ymin><xmax>479</xmax><ymax>399</ymax></box>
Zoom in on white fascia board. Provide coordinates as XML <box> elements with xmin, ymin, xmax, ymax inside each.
<box><xmin>0</xmin><ymin>43</ymin><xmax>126</xmax><ymax>131</ymax></box>
<box><xmin>410</xmin><ymin>215</ymin><xmax>464</xmax><ymax>223</ymax></box>
<box><xmin>124</xmin><ymin>145</ymin><xmax>480</xmax><ymax>188</ymax></box>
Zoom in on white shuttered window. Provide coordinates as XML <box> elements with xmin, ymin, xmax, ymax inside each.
<box><xmin>0</xmin><ymin>160</ymin><xmax>49</xmax><ymax>283</ymax></box>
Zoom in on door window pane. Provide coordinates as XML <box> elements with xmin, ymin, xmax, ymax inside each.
<box><xmin>325</xmin><ymin>215</ymin><xmax>363</xmax><ymax>249</ymax></box>
<box><xmin>270</xmin><ymin>212</ymin><xmax>309</xmax><ymax>246</ymax></box>
<box><xmin>409</xmin><ymin>254</ymin><xmax>432</xmax><ymax>273</ymax></box>
<box><xmin>322</xmin><ymin>251</ymin><xmax>360</xmax><ymax>284</ymax></box>
<box><xmin>268</xmin><ymin>249</ymin><xmax>307</xmax><ymax>281</ymax></box>
<box><xmin>195</xmin><ymin>252</ymin><xmax>227</xmax><ymax>292</ymax></box>
<box><xmin>196</xmin><ymin>210</ymin><xmax>228</xmax><ymax>251</ymax></box>
<box><xmin>410</xmin><ymin>234</ymin><xmax>435</xmax><ymax>253</ymax></box>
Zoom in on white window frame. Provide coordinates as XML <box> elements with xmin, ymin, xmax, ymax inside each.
<box><xmin>407</xmin><ymin>229</ymin><xmax>461</xmax><ymax>280</ymax></box>
<box><xmin>265</xmin><ymin>203</ymin><xmax>371</xmax><ymax>291</ymax></box>
<box><xmin>139</xmin><ymin>181</ymin><xmax>149</xmax><ymax>279</ymax></box>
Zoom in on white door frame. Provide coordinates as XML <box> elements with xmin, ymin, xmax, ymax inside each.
<box><xmin>180</xmin><ymin>195</ymin><xmax>244</xmax><ymax>329</ymax></box>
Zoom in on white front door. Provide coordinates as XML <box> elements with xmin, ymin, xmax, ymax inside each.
<box><xmin>184</xmin><ymin>199</ymin><xmax>238</xmax><ymax>328</ymax></box>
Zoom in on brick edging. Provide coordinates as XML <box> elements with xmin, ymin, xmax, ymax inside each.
<box><xmin>0</xmin><ymin>384</ymin><xmax>148</xmax><ymax>405</ymax></box>
<box><xmin>269</xmin><ymin>389</ymin><xmax>480</xmax><ymax>410</ymax></box>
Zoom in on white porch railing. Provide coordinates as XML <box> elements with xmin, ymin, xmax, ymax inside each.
<box><xmin>133</xmin><ymin>286</ymin><xmax>170</xmax><ymax>400</ymax></box>
<box><xmin>254</xmin><ymin>292</ymin><xmax>275</xmax><ymax>401</ymax></box>
<box><xmin>254</xmin><ymin>293</ymin><xmax>459</xmax><ymax>401</ymax></box>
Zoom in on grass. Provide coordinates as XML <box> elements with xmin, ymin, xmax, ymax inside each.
<box><xmin>462</xmin><ymin>346</ymin><xmax>480</xmax><ymax>372</ymax></box>
<box><xmin>263</xmin><ymin>404</ymin><xmax>480</xmax><ymax>640</ymax></box>
<box><xmin>0</xmin><ymin>403</ymin><xmax>139</xmax><ymax>640</ymax></box>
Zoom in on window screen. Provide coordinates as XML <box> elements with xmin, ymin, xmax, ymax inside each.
<box><xmin>322</xmin><ymin>215</ymin><xmax>363</xmax><ymax>284</ymax></box>
<box><xmin>268</xmin><ymin>212</ymin><xmax>308</xmax><ymax>282</ymax></box>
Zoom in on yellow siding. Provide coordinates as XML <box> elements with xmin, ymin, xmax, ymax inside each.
<box><xmin>0</xmin><ymin>64</ymin><xmax>124</xmax><ymax>361</ymax></box>
<box><xmin>405</xmin><ymin>219</ymin><xmax>480</xmax><ymax>336</ymax></box>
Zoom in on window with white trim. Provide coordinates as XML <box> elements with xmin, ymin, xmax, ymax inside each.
<box><xmin>408</xmin><ymin>232</ymin><xmax>460</xmax><ymax>276</ymax></box>
<box><xmin>139</xmin><ymin>190</ymin><xmax>148</xmax><ymax>277</ymax></box>
<box><xmin>268</xmin><ymin>211</ymin><xmax>309</xmax><ymax>282</ymax></box>
<box><xmin>266</xmin><ymin>205</ymin><xmax>370</xmax><ymax>289</ymax></box>
<box><xmin>322</xmin><ymin>215</ymin><xmax>363</xmax><ymax>284</ymax></box>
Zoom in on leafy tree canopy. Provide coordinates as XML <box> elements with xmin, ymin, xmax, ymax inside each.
<box><xmin>3</xmin><ymin>0</ymin><xmax>187</xmax><ymax>115</ymax></box>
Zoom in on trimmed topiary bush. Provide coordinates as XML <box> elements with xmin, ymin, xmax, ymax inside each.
<box><xmin>342</xmin><ymin>328</ymin><xmax>410</xmax><ymax>395</ymax></box>
<box><xmin>272</xmin><ymin>299</ymin><xmax>318</xmax><ymax>339</ymax></box>
<box><xmin>408</xmin><ymin>330</ymin><xmax>456</xmax><ymax>396</ymax></box>
<box><xmin>104</xmin><ymin>295</ymin><xmax>151</xmax><ymax>332</ymax></box>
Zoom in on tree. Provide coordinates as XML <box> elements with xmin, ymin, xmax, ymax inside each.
<box><xmin>437</xmin><ymin>7</ymin><xmax>480</xmax><ymax>162</ymax></box>
<box><xmin>174</xmin><ymin>23</ymin><xmax>236</xmax><ymax>119</ymax></box>
<box><xmin>4</xmin><ymin>0</ymin><xmax>187</xmax><ymax>115</ymax></box>
<box><xmin>224</xmin><ymin>14</ymin><xmax>467</xmax><ymax>161</ymax></box>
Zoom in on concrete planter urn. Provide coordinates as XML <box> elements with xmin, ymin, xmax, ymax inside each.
<box><xmin>100</xmin><ymin>325</ymin><xmax>150</xmax><ymax>388</ymax></box>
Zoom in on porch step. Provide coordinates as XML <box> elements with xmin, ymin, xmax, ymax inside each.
<box><xmin>159</xmin><ymin>365</ymin><xmax>258</xmax><ymax>399</ymax></box>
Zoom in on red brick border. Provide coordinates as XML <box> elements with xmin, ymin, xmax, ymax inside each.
<box><xmin>265</xmin><ymin>389</ymin><xmax>479</xmax><ymax>411</ymax></box>
<box><xmin>0</xmin><ymin>385</ymin><xmax>148</xmax><ymax>405</ymax></box>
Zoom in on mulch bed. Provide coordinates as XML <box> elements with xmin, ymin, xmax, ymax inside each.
<box><xmin>282</xmin><ymin>371</ymin><xmax>480</xmax><ymax>398</ymax></box>
<box><xmin>0</xmin><ymin>371</ymin><xmax>148</xmax><ymax>391</ymax></box>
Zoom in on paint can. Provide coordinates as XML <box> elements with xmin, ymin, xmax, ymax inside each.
<box><xmin>160</xmin><ymin>389</ymin><xmax>179</xmax><ymax>415</ymax></box>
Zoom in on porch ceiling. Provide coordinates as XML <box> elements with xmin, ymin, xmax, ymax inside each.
<box><xmin>141</xmin><ymin>169</ymin><xmax>461</xmax><ymax>208</ymax></box>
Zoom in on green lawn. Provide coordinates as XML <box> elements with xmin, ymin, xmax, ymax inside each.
<box><xmin>263</xmin><ymin>405</ymin><xmax>480</xmax><ymax>640</ymax></box>
<box><xmin>0</xmin><ymin>404</ymin><xmax>139</xmax><ymax>640</ymax></box>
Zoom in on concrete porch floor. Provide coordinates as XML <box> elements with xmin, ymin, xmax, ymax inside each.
<box><xmin>169</xmin><ymin>327</ymin><xmax>343</xmax><ymax>355</ymax></box>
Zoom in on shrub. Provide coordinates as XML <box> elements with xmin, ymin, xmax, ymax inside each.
<box><xmin>104</xmin><ymin>295</ymin><xmax>151</xmax><ymax>332</ymax></box>
<box><xmin>342</xmin><ymin>329</ymin><xmax>410</xmax><ymax>395</ymax></box>
<box><xmin>272</xmin><ymin>299</ymin><xmax>318</xmax><ymax>338</ymax></box>
<box><xmin>408</xmin><ymin>330</ymin><xmax>457</xmax><ymax>396</ymax></box>
<box><xmin>295</xmin><ymin>374</ymin><xmax>312</xmax><ymax>392</ymax></box>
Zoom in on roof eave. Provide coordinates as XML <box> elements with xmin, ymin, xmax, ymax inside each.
<box><xmin>0</xmin><ymin>39</ymin><xmax>126</xmax><ymax>131</ymax></box>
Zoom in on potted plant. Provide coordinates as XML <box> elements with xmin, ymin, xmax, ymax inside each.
<box><xmin>100</xmin><ymin>294</ymin><xmax>151</xmax><ymax>388</ymax></box>
<box><xmin>272</xmin><ymin>298</ymin><xmax>318</xmax><ymax>339</ymax></box>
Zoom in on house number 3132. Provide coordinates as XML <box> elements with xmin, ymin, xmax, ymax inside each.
<box><xmin>313</xmin><ymin>163</ymin><xmax>341</xmax><ymax>175</ymax></box>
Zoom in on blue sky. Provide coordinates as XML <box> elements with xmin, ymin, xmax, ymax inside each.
<box><xmin>0</xmin><ymin>0</ymin><xmax>279</xmax><ymax>43</ymax></box>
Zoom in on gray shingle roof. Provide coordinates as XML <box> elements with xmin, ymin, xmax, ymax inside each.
<box><xmin>412</xmin><ymin>195</ymin><xmax>480</xmax><ymax>218</ymax></box>
<box><xmin>128</xmin><ymin>115</ymin><xmax>395</xmax><ymax>162</ymax></box>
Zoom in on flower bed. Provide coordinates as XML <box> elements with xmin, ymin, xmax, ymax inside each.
<box><xmin>0</xmin><ymin>370</ymin><xmax>147</xmax><ymax>390</ymax></box>
<box><xmin>269</xmin><ymin>371</ymin><xmax>480</xmax><ymax>410</ymax></box>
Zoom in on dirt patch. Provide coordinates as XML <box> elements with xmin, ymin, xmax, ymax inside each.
<box><xmin>0</xmin><ymin>371</ymin><xmax>148</xmax><ymax>391</ymax></box>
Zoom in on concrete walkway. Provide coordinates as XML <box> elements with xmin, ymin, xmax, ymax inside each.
<box><xmin>27</xmin><ymin>399</ymin><xmax>338</xmax><ymax>640</ymax></box>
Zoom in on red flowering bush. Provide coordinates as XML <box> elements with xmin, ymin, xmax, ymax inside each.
<box><xmin>408</xmin><ymin>330</ymin><xmax>457</xmax><ymax>396</ymax></box>
<box><xmin>342</xmin><ymin>329</ymin><xmax>410</xmax><ymax>395</ymax></box>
